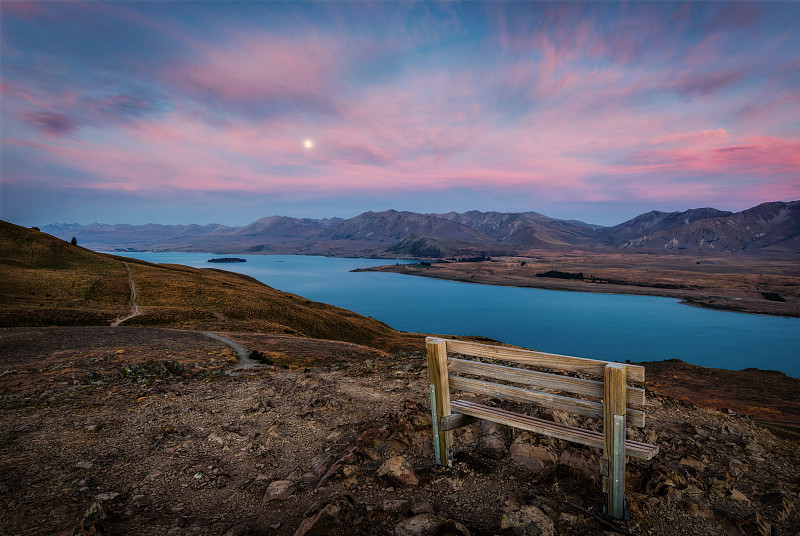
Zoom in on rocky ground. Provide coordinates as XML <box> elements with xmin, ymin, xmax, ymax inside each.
<box><xmin>1</xmin><ymin>327</ymin><xmax>798</xmax><ymax>536</ymax></box>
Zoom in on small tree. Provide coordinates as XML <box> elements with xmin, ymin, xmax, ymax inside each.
<box><xmin>71</xmin><ymin>237</ymin><xmax>77</xmax><ymax>246</ymax></box>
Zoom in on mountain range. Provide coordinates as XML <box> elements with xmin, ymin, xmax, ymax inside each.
<box><xmin>39</xmin><ymin>201</ymin><xmax>800</xmax><ymax>257</ymax></box>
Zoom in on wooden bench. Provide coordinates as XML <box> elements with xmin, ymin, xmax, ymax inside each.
<box><xmin>425</xmin><ymin>337</ymin><xmax>658</xmax><ymax>520</ymax></box>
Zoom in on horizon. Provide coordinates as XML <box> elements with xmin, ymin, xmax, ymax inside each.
<box><xmin>32</xmin><ymin>199</ymin><xmax>797</xmax><ymax>230</ymax></box>
<box><xmin>2</xmin><ymin>1</ymin><xmax>799</xmax><ymax>228</ymax></box>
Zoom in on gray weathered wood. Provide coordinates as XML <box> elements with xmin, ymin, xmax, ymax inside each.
<box><xmin>450</xmin><ymin>399</ymin><xmax>657</xmax><ymax>460</ymax></box>
<box><xmin>603</xmin><ymin>363</ymin><xmax>628</xmax><ymax>520</ymax></box>
<box><xmin>440</xmin><ymin>413</ymin><xmax>479</xmax><ymax>431</ymax></box>
<box><xmin>439</xmin><ymin>338</ymin><xmax>645</xmax><ymax>382</ymax></box>
<box><xmin>448</xmin><ymin>357</ymin><xmax>646</xmax><ymax>406</ymax></box>
<box><xmin>449</xmin><ymin>375</ymin><xmax>645</xmax><ymax>428</ymax></box>
<box><xmin>427</xmin><ymin>338</ymin><xmax>452</xmax><ymax>468</ymax></box>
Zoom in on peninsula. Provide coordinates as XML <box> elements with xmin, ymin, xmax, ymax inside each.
<box><xmin>355</xmin><ymin>250</ymin><xmax>800</xmax><ymax>317</ymax></box>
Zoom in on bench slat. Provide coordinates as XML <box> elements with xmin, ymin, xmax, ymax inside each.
<box><xmin>449</xmin><ymin>375</ymin><xmax>646</xmax><ymax>428</ymax></box>
<box><xmin>448</xmin><ymin>358</ymin><xmax>646</xmax><ymax>406</ymax></box>
<box><xmin>440</xmin><ymin>338</ymin><xmax>645</xmax><ymax>382</ymax></box>
<box><xmin>451</xmin><ymin>399</ymin><xmax>658</xmax><ymax>460</ymax></box>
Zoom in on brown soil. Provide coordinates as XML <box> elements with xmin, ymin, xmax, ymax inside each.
<box><xmin>640</xmin><ymin>359</ymin><xmax>800</xmax><ymax>441</ymax></box>
<box><xmin>2</xmin><ymin>327</ymin><xmax>798</xmax><ymax>536</ymax></box>
<box><xmin>358</xmin><ymin>251</ymin><xmax>800</xmax><ymax>317</ymax></box>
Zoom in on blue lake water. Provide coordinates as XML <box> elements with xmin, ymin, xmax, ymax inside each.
<box><xmin>113</xmin><ymin>253</ymin><xmax>800</xmax><ymax>378</ymax></box>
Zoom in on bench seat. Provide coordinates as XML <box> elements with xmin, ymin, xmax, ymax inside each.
<box><xmin>450</xmin><ymin>399</ymin><xmax>658</xmax><ymax>460</ymax></box>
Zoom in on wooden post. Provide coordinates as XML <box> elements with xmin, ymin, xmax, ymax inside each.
<box><xmin>603</xmin><ymin>363</ymin><xmax>627</xmax><ymax>520</ymax></box>
<box><xmin>426</xmin><ymin>337</ymin><xmax>452</xmax><ymax>468</ymax></box>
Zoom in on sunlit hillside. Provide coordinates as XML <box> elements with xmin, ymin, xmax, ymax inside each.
<box><xmin>0</xmin><ymin>221</ymin><xmax>420</xmax><ymax>351</ymax></box>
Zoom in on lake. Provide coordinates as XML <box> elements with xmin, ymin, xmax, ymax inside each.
<box><xmin>114</xmin><ymin>252</ymin><xmax>800</xmax><ymax>378</ymax></box>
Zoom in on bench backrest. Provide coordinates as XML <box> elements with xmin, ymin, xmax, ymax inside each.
<box><xmin>436</xmin><ymin>337</ymin><xmax>647</xmax><ymax>427</ymax></box>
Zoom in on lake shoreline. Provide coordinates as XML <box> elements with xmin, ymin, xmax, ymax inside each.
<box><xmin>353</xmin><ymin>260</ymin><xmax>800</xmax><ymax>318</ymax></box>
<box><xmin>110</xmin><ymin>252</ymin><xmax>800</xmax><ymax>378</ymax></box>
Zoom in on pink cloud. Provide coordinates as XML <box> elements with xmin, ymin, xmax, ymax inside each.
<box><xmin>670</xmin><ymin>70</ymin><xmax>743</xmax><ymax>98</ymax></box>
<box><xmin>170</xmin><ymin>34</ymin><xmax>341</xmax><ymax>110</ymax></box>
<box><xmin>0</xmin><ymin>1</ymin><xmax>48</xmax><ymax>19</ymax></box>
<box><xmin>650</xmin><ymin>128</ymin><xmax>729</xmax><ymax>145</ymax></box>
<box><xmin>616</xmin><ymin>137</ymin><xmax>800</xmax><ymax>179</ymax></box>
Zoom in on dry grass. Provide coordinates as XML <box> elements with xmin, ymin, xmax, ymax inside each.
<box><xmin>0</xmin><ymin>221</ymin><xmax>422</xmax><ymax>352</ymax></box>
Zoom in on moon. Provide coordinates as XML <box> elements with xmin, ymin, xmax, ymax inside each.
<box><xmin>303</xmin><ymin>139</ymin><xmax>313</xmax><ymax>149</ymax></box>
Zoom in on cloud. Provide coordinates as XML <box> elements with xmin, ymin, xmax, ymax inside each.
<box><xmin>0</xmin><ymin>1</ymin><xmax>48</xmax><ymax>19</ymax></box>
<box><xmin>703</xmin><ymin>3</ymin><xmax>763</xmax><ymax>33</ymax></box>
<box><xmin>2</xmin><ymin>2</ymin><xmax>799</xmax><ymax>225</ymax></box>
<box><xmin>617</xmin><ymin>137</ymin><xmax>800</xmax><ymax>179</ymax></box>
<box><xmin>670</xmin><ymin>70</ymin><xmax>743</xmax><ymax>98</ymax></box>
<box><xmin>94</xmin><ymin>89</ymin><xmax>166</xmax><ymax>118</ymax></box>
<box><xmin>650</xmin><ymin>128</ymin><xmax>729</xmax><ymax>145</ymax></box>
<box><xmin>167</xmin><ymin>33</ymin><xmax>344</xmax><ymax>118</ymax></box>
<box><xmin>22</xmin><ymin>111</ymin><xmax>80</xmax><ymax>136</ymax></box>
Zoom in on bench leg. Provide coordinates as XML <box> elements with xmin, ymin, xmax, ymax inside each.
<box><xmin>427</xmin><ymin>338</ymin><xmax>452</xmax><ymax>468</ymax></box>
<box><xmin>603</xmin><ymin>363</ymin><xmax>627</xmax><ymax>520</ymax></box>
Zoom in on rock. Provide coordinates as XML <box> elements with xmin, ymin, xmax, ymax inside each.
<box><xmin>48</xmin><ymin>504</ymin><xmax>70</xmax><ymax>522</ymax></box>
<box><xmin>478</xmin><ymin>435</ymin><xmax>507</xmax><ymax>460</ymax></box>
<box><xmin>682</xmin><ymin>484</ymin><xmax>704</xmax><ymax>501</ymax></box>
<box><xmin>294</xmin><ymin>495</ymin><xmax>359</xmax><ymax>536</ymax></box>
<box><xmin>728</xmin><ymin>458</ymin><xmax>745</xmax><ymax>477</ymax></box>
<box><xmin>500</xmin><ymin>505</ymin><xmax>555</xmax><ymax>536</ymax></box>
<box><xmin>738</xmin><ymin>512</ymin><xmax>772</xmax><ymax>536</ymax></box>
<box><xmin>130</xmin><ymin>495</ymin><xmax>150</xmax><ymax>508</ymax></box>
<box><xmin>643</xmin><ymin>464</ymin><xmax>688</xmax><ymax>496</ymax></box>
<box><xmin>744</xmin><ymin>439</ymin><xmax>765</xmax><ymax>455</ymax></box>
<box><xmin>75</xmin><ymin>460</ymin><xmax>94</xmax><ymax>470</ymax></box>
<box><xmin>222</xmin><ymin>525</ymin><xmax>249</xmax><ymax>536</ymax></box>
<box><xmin>514</xmin><ymin>456</ymin><xmax>544</xmax><ymax>473</ymax></box>
<box><xmin>394</xmin><ymin>513</ymin><xmax>470</xmax><ymax>536</ymax></box>
<box><xmin>541</xmin><ymin>409</ymin><xmax>579</xmax><ymax>427</ymax></box>
<box><xmin>411</xmin><ymin>501</ymin><xmax>435</xmax><ymax>515</ymax></box>
<box><xmin>208</xmin><ymin>432</ymin><xmax>224</xmax><ymax>445</ymax></box>
<box><xmin>94</xmin><ymin>492</ymin><xmax>120</xmax><ymax>502</ymax></box>
<box><xmin>377</xmin><ymin>437</ymin><xmax>410</xmax><ymax>456</ymax></box>
<box><xmin>262</xmin><ymin>480</ymin><xmax>295</xmax><ymax>503</ymax></box>
<box><xmin>679</xmin><ymin>456</ymin><xmax>706</xmax><ymax>471</ymax></box>
<box><xmin>378</xmin><ymin>456</ymin><xmax>419</xmax><ymax>487</ymax></box>
<box><xmin>558</xmin><ymin>448</ymin><xmax>598</xmax><ymax>479</ymax></box>
<box><xmin>510</xmin><ymin>439</ymin><xmax>556</xmax><ymax>463</ymax></box>
<box><xmin>509</xmin><ymin>439</ymin><xmax>551</xmax><ymax>472</ymax></box>
<box><xmin>342</xmin><ymin>465</ymin><xmax>361</xmax><ymax>478</ymax></box>
<box><xmin>83</xmin><ymin>502</ymin><xmax>108</xmax><ymax>525</ymax></box>
<box><xmin>478</xmin><ymin>420</ymin><xmax>505</xmax><ymax>435</ymax></box>
<box><xmin>311</xmin><ymin>451</ymin><xmax>337</xmax><ymax>476</ymax></box>
<box><xmin>679</xmin><ymin>500</ymin><xmax>714</xmax><ymax>518</ymax></box>
<box><xmin>758</xmin><ymin>491</ymin><xmax>796</xmax><ymax>522</ymax></box>
<box><xmin>382</xmin><ymin>499</ymin><xmax>411</xmax><ymax>514</ymax></box>
<box><xmin>557</xmin><ymin>512</ymin><xmax>579</xmax><ymax>525</ymax></box>
<box><xmin>357</xmin><ymin>428</ymin><xmax>381</xmax><ymax>445</ymax></box>
<box><xmin>730</xmin><ymin>489</ymin><xmax>750</xmax><ymax>502</ymax></box>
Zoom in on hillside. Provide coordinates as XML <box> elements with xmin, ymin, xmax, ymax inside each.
<box><xmin>602</xmin><ymin>202</ymin><xmax>800</xmax><ymax>253</ymax></box>
<box><xmin>597</xmin><ymin>208</ymin><xmax>733</xmax><ymax>247</ymax></box>
<box><xmin>41</xmin><ymin>201</ymin><xmax>800</xmax><ymax>257</ymax></box>
<box><xmin>1</xmin><ymin>327</ymin><xmax>798</xmax><ymax>536</ymax></box>
<box><xmin>438</xmin><ymin>210</ymin><xmax>600</xmax><ymax>247</ymax></box>
<box><xmin>318</xmin><ymin>210</ymin><xmax>494</xmax><ymax>244</ymax></box>
<box><xmin>2</xmin><ymin>222</ymin><xmax>799</xmax><ymax>536</ymax></box>
<box><xmin>0</xmin><ymin>221</ymin><xmax>418</xmax><ymax>351</ymax></box>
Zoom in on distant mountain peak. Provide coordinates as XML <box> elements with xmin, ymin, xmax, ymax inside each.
<box><xmin>37</xmin><ymin>201</ymin><xmax>800</xmax><ymax>256</ymax></box>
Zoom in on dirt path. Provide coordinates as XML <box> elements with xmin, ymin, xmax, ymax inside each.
<box><xmin>111</xmin><ymin>263</ymin><xmax>141</xmax><ymax>327</ymax></box>
<box><xmin>201</xmin><ymin>331</ymin><xmax>260</xmax><ymax>368</ymax></box>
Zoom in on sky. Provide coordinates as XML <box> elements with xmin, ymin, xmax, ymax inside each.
<box><xmin>1</xmin><ymin>1</ymin><xmax>799</xmax><ymax>227</ymax></box>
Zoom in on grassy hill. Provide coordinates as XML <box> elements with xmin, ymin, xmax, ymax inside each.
<box><xmin>0</xmin><ymin>221</ymin><xmax>419</xmax><ymax>351</ymax></box>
